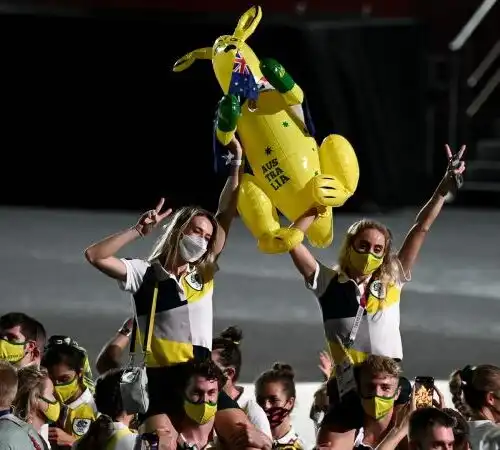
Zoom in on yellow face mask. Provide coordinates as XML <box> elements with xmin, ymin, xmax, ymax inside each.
<box><xmin>55</xmin><ymin>377</ymin><xmax>80</xmax><ymax>404</ymax></box>
<box><xmin>361</xmin><ymin>395</ymin><xmax>395</xmax><ymax>420</ymax></box>
<box><xmin>183</xmin><ymin>399</ymin><xmax>217</xmax><ymax>425</ymax></box>
<box><xmin>39</xmin><ymin>396</ymin><xmax>61</xmax><ymax>423</ymax></box>
<box><xmin>348</xmin><ymin>248</ymin><xmax>383</xmax><ymax>275</ymax></box>
<box><xmin>0</xmin><ymin>339</ymin><xmax>26</xmax><ymax>364</ymax></box>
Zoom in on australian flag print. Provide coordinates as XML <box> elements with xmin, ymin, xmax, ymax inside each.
<box><xmin>228</xmin><ymin>52</ymin><xmax>259</xmax><ymax>101</ymax></box>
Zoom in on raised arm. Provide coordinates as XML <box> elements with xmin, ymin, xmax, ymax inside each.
<box><xmin>214</xmin><ymin>137</ymin><xmax>244</xmax><ymax>256</ymax></box>
<box><xmin>288</xmin><ymin>208</ymin><xmax>320</xmax><ymax>283</ymax></box>
<box><xmin>398</xmin><ymin>144</ymin><xmax>466</xmax><ymax>276</ymax></box>
<box><xmin>84</xmin><ymin>198</ymin><xmax>172</xmax><ymax>281</ymax></box>
<box><xmin>95</xmin><ymin>318</ymin><xmax>132</xmax><ymax>374</ymax></box>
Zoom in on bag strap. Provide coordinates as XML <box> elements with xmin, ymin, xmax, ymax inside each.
<box><xmin>129</xmin><ymin>283</ymin><xmax>159</xmax><ymax>358</ymax></box>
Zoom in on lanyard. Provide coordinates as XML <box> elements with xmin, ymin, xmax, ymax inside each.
<box><xmin>344</xmin><ymin>282</ymin><xmax>370</xmax><ymax>349</ymax></box>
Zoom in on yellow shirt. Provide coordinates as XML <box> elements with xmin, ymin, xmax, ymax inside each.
<box><xmin>59</xmin><ymin>388</ymin><xmax>99</xmax><ymax>439</ymax></box>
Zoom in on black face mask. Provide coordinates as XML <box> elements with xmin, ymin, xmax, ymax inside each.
<box><xmin>265</xmin><ymin>406</ymin><xmax>291</xmax><ymax>428</ymax></box>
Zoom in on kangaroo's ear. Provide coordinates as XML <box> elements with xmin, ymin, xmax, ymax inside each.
<box><xmin>233</xmin><ymin>5</ymin><xmax>262</xmax><ymax>42</ymax></box>
<box><xmin>172</xmin><ymin>47</ymin><xmax>212</xmax><ymax>72</ymax></box>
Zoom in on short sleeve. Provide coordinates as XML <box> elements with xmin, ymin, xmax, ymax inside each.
<box><xmin>480</xmin><ymin>427</ymin><xmax>500</xmax><ymax>450</ymax></box>
<box><xmin>117</xmin><ymin>259</ymin><xmax>150</xmax><ymax>294</ymax></box>
<box><xmin>118</xmin><ymin>433</ymin><xmax>139</xmax><ymax>450</ymax></box>
<box><xmin>305</xmin><ymin>261</ymin><xmax>336</xmax><ymax>298</ymax></box>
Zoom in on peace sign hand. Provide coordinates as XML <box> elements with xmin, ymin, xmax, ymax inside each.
<box><xmin>135</xmin><ymin>198</ymin><xmax>172</xmax><ymax>237</ymax></box>
<box><xmin>440</xmin><ymin>144</ymin><xmax>466</xmax><ymax>195</ymax></box>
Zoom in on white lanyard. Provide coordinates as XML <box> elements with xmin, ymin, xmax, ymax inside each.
<box><xmin>336</xmin><ymin>281</ymin><xmax>371</xmax><ymax>400</ymax></box>
<box><xmin>345</xmin><ymin>305</ymin><xmax>366</xmax><ymax>349</ymax></box>
<box><xmin>344</xmin><ymin>281</ymin><xmax>370</xmax><ymax>348</ymax></box>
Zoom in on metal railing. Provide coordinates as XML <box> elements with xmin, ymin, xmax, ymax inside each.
<box><xmin>448</xmin><ymin>0</ymin><xmax>499</xmax><ymax>148</ymax></box>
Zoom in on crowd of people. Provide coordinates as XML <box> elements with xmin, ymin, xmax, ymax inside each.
<box><xmin>1</xmin><ymin>139</ymin><xmax>499</xmax><ymax>450</ymax></box>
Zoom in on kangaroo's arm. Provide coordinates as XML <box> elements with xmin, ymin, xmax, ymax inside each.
<box><xmin>216</xmin><ymin>94</ymin><xmax>241</xmax><ymax>146</ymax></box>
<box><xmin>260</xmin><ymin>58</ymin><xmax>304</xmax><ymax>106</ymax></box>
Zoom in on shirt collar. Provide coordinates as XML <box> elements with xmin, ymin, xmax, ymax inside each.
<box><xmin>337</xmin><ymin>269</ymin><xmax>372</xmax><ymax>287</ymax></box>
<box><xmin>152</xmin><ymin>260</ymin><xmax>194</xmax><ymax>281</ymax></box>
<box><xmin>274</xmin><ymin>427</ymin><xmax>298</xmax><ymax>445</ymax></box>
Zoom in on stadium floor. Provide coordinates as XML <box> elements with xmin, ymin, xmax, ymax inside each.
<box><xmin>1</xmin><ymin>206</ymin><xmax>499</xmax><ymax>446</ymax></box>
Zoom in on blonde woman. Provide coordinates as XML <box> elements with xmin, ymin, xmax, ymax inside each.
<box><xmin>85</xmin><ymin>138</ymin><xmax>269</xmax><ymax>450</ymax></box>
<box><xmin>286</xmin><ymin>144</ymin><xmax>466</xmax><ymax>448</ymax></box>
<box><xmin>13</xmin><ymin>365</ymin><xmax>60</xmax><ymax>449</ymax></box>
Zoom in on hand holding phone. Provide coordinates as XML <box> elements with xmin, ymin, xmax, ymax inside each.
<box><xmin>414</xmin><ymin>376</ymin><xmax>435</xmax><ymax>408</ymax></box>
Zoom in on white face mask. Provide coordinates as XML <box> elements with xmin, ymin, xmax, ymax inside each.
<box><xmin>179</xmin><ymin>234</ymin><xmax>208</xmax><ymax>263</ymax></box>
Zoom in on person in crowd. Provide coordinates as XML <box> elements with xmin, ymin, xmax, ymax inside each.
<box><xmin>212</xmin><ymin>326</ymin><xmax>272</xmax><ymax>438</ymax></box>
<box><xmin>95</xmin><ymin>318</ymin><xmax>134</xmax><ymax>375</ymax></box>
<box><xmin>310</xmin><ymin>382</ymin><xmax>328</xmax><ymax>436</ymax></box>
<box><xmin>408</xmin><ymin>408</ymin><xmax>456</xmax><ymax>450</ymax></box>
<box><xmin>255</xmin><ymin>363</ymin><xmax>304</xmax><ymax>449</ymax></box>
<box><xmin>0</xmin><ymin>360</ymin><xmax>48</xmax><ymax>450</ymax></box>
<box><xmin>12</xmin><ymin>365</ymin><xmax>59</xmax><ymax>449</ymax></box>
<box><xmin>352</xmin><ymin>355</ymin><xmax>404</xmax><ymax>450</ymax></box>
<box><xmin>41</xmin><ymin>336</ymin><xmax>98</xmax><ymax>448</ymax></box>
<box><xmin>73</xmin><ymin>368</ymin><xmax>137</xmax><ymax>450</ymax></box>
<box><xmin>135</xmin><ymin>358</ymin><xmax>270</xmax><ymax>449</ymax></box>
<box><xmin>172</xmin><ymin>358</ymin><xmax>229</xmax><ymax>449</ymax></box>
<box><xmin>449</xmin><ymin>365</ymin><xmax>500</xmax><ymax>450</ymax></box>
<box><xmin>377</xmin><ymin>381</ymin><xmax>448</xmax><ymax>450</ymax></box>
<box><xmin>0</xmin><ymin>312</ymin><xmax>47</xmax><ymax>369</ymax></box>
<box><xmin>286</xmin><ymin>144</ymin><xmax>466</xmax><ymax>448</ymax></box>
<box><xmin>310</xmin><ymin>352</ymin><xmax>333</xmax><ymax>434</ymax></box>
<box><xmin>442</xmin><ymin>409</ymin><xmax>470</xmax><ymax>450</ymax></box>
<box><xmin>84</xmin><ymin>138</ymin><xmax>262</xmax><ymax>448</ymax></box>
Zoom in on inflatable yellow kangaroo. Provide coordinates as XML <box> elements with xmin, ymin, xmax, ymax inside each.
<box><xmin>173</xmin><ymin>5</ymin><xmax>359</xmax><ymax>254</ymax></box>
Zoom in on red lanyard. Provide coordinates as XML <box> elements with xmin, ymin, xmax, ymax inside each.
<box><xmin>29</xmin><ymin>436</ymin><xmax>43</xmax><ymax>450</ymax></box>
<box><xmin>359</xmin><ymin>282</ymin><xmax>370</xmax><ymax>308</ymax></box>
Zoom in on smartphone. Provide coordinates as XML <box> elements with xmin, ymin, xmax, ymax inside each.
<box><xmin>414</xmin><ymin>376</ymin><xmax>435</xmax><ymax>408</ymax></box>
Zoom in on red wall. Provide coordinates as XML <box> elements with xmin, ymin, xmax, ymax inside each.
<box><xmin>43</xmin><ymin>0</ymin><xmax>498</xmax><ymax>51</ymax></box>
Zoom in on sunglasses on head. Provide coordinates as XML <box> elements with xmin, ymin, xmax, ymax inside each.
<box><xmin>45</xmin><ymin>335</ymin><xmax>85</xmax><ymax>355</ymax></box>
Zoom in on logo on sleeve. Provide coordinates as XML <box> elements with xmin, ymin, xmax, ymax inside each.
<box><xmin>185</xmin><ymin>272</ymin><xmax>203</xmax><ymax>291</ymax></box>
<box><xmin>72</xmin><ymin>418</ymin><xmax>92</xmax><ymax>436</ymax></box>
<box><xmin>369</xmin><ymin>280</ymin><xmax>386</xmax><ymax>299</ymax></box>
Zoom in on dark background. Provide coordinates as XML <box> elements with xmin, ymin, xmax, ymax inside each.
<box><xmin>0</xmin><ymin>0</ymin><xmax>499</xmax><ymax>212</ymax></box>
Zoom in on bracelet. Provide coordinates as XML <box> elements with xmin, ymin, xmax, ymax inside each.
<box><xmin>118</xmin><ymin>326</ymin><xmax>132</xmax><ymax>337</ymax></box>
<box><xmin>118</xmin><ymin>328</ymin><xmax>132</xmax><ymax>337</ymax></box>
<box><xmin>230</xmin><ymin>159</ymin><xmax>243</xmax><ymax>167</ymax></box>
<box><xmin>133</xmin><ymin>225</ymin><xmax>144</xmax><ymax>237</ymax></box>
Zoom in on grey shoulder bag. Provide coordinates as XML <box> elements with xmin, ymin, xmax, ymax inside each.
<box><xmin>120</xmin><ymin>283</ymin><xmax>159</xmax><ymax>415</ymax></box>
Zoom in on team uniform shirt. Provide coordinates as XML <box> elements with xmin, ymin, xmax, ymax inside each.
<box><xmin>58</xmin><ymin>388</ymin><xmax>99</xmax><ymax>439</ymax></box>
<box><xmin>119</xmin><ymin>258</ymin><xmax>216</xmax><ymax>367</ymax></box>
<box><xmin>306</xmin><ymin>261</ymin><xmax>409</xmax><ymax>370</ymax></box>
<box><xmin>0</xmin><ymin>412</ymin><xmax>48</xmax><ymax>450</ymax></box>
<box><xmin>72</xmin><ymin>422</ymin><xmax>137</xmax><ymax>450</ymax></box>
<box><xmin>235</xmin><ymin>387</ymin><xmax>272</xmax><ymax>438</ymax></box>
<box><xmin>272</xmin><ymin>427</ymin><xmax>304</xmax><ymax>449</ymax></box>
<box><xmin>469</xmin><ymin>420</ymin><xmax>500</xmax><ymax>450</ymax></box>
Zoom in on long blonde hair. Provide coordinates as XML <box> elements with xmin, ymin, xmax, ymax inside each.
<box><xmin>337</xmin><ymin>218</ymin><xmax>400</xmax><ymax>284</ymax></box>
<box><xmin>148</xmin><ymin>206</ymin><xmax>219</xmax><ymax>274</ymax></box>
<box><xmin>13</xmin><ymin>365</ymin><xmax>48</xmax><ymax>422</ymax></box>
